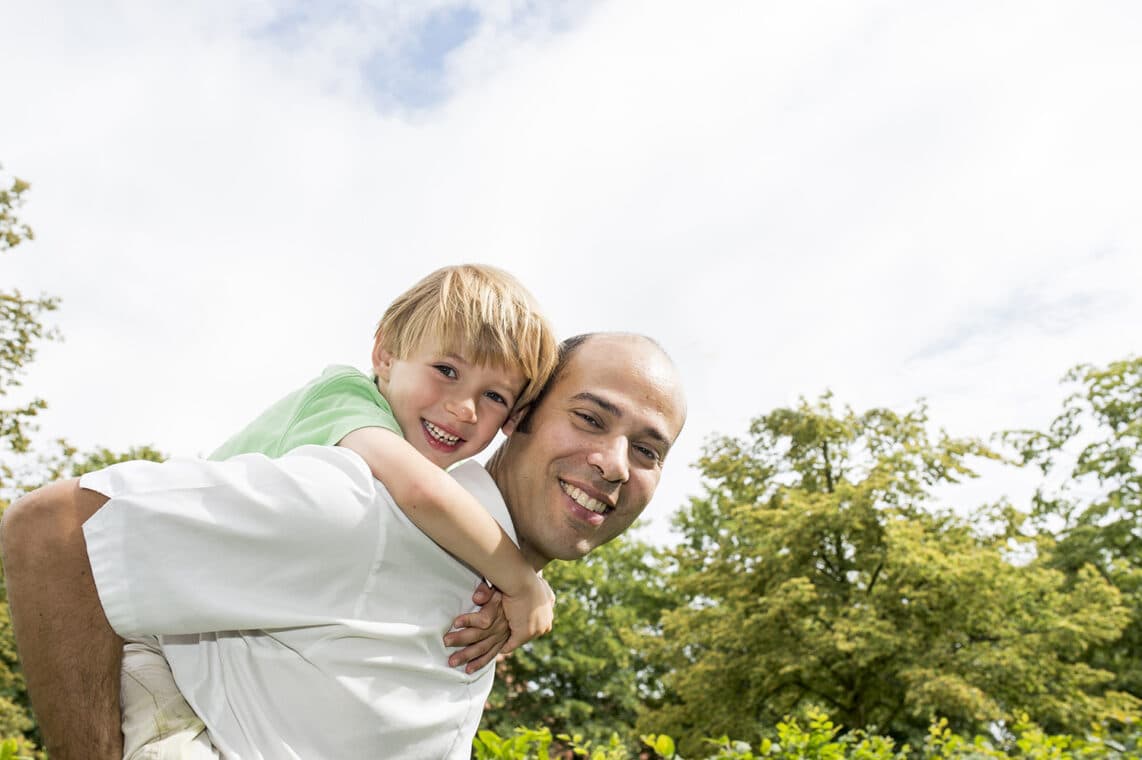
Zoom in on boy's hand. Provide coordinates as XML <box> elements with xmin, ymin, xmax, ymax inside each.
<box><xmin>444</xmin><ymin>582</ymin><xmax>510</xmax><ymax>673</ymax></box>
<box><xmin>499</xmin><ymin>571</ymin><xmax>555</xmax><ymax>655</ymax></box>
<box><xmin>444</xmin><ymin>573</ymin><xmax>554</xmax><ymax>673</ymax></box>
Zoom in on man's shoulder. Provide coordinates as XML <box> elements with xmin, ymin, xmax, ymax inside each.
<box><xmin>272</xmin><ymin>445</ymin><xmax>383</xmax><ymax>499</ymax></box>
<box><xmin>448</xmin><ymin>461</ymin><xmax>518</xmax><ymax>547</ymax></box>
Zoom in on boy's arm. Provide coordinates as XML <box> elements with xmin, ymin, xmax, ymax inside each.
<box><xmin>0</xmin><ymin>479</ymin><xmax>124</xmax><ymax>759</ymax></box>
<box><xmin>338</xmin><ymin>427</ymin><xmax>554</xmax><ymax>654</ymax></box>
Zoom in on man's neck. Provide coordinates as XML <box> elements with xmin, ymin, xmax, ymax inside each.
<box><xmin>483</xmin><ymin>450</ymin><xmax>547</xmax><ymax>572</ymax></box>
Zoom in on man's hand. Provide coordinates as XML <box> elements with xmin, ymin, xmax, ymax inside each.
<box><xmin>0</xmin><ymin>479</ymin><xmax>125</xmax><ymax>759</ymax></box>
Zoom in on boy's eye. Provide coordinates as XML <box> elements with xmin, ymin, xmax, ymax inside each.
<box><xmin>484</xmin><ymin>390</ymin><xmax>508</xmax><ymax>406</ymax></box>
<box><xmin>434</xmin><ymin>364</ymin><xmax>458</xmax><ymax>379</ymax></box>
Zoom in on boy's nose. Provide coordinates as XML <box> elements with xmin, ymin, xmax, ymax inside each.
<box><xmin>446</xmin><ymin>397</ymin><xmax>478</xmax><ymax>424</ymax></box>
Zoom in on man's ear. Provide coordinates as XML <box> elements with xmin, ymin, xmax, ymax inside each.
<box><xmin>501</xmin><ymin>404</ymin><xmax>530</xmax><ymax>436</ymax></box>
<box><xmin>371</xmin><ymin>340</ymin><xmax>396</xmax><ymax>383</ymax></box>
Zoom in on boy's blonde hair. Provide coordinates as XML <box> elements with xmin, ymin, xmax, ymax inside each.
<box><xmin>374</xmin><ymin>264</ymin><xmax>558</xmax><ymax>410</ymax></box>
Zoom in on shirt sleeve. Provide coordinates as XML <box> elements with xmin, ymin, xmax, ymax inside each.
<box><xmin>275</xmin><ymin>371</ymin><xmax>401</xmax><ymax>454</ymax></box>
<box><xmin>81</xmin><ymin>446</ymin><xmax>387</xmax><ymax>637</ymax></box>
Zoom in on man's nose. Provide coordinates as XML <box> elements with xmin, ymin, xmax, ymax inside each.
<box><xmin>446</xmin><ymin>396</ymin><xmax>478</xmax><ymax>424</ymax></box>
<box><xmin>587</xmin><ymin>437</ymin><xmax>630</xmax><ymax>484</ymax></box>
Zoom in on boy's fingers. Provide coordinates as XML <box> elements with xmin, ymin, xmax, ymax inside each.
<box><xmin>464</xmin><ymin>647</ymin><xmax>506</xmax><ymax>673</ymax></box>
<box><xmin>444</xmin><ymin>623</ymin><xmax>497</xmax><ymax>648</ymax></box>
<box><xmin>450</xmin><ymin>592</ymin><xmax>507</xmax><ymax>634</ymax></box>
<box><xmin>447</xmin><ymin>631</ymin><xmax>507</xmax><ymax>669</ymax></box>
<box><xmin>458</xmin><ymin>606</ymin><xmax>495</xmax><ymax>632</ymax></box>
<box><xmin>449</xmin><ymin>613</ymin><xmax>481</xmax><ymax>633</ymax></box>
<box><xmin>471</xmin><ymin>581</ymin><xmax>496</xmax><ymax>606</ymax></box>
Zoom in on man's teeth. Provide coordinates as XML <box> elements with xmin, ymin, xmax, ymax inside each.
<box><xmin>560</xmin><ymin>481</ymin><xmax>608</xmax><ymax>514</ymax></box>
<box><xmin>424</xmin><ymin>421</ymin><xmax>459</xmax><ymax>445</ymax></box>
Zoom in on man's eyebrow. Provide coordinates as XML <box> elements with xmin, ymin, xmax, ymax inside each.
<box><xmin>573</xmin><ymin>392</ymin><xmax>621</xmax><ymax>416</ymax></box>
<box><xmin>572</xmin><ymin>392</ymin><xmax>671</xmax><ymax>447</ymax></box>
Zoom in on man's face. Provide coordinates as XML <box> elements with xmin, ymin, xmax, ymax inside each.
<box><xmin>492</xmin><ymin>335</ymin><xmax>686</xmax><ymax>568</ymax></box>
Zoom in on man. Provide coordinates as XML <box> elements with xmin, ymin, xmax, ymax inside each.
<box><xmin>1</xmin><ymin>333</ymin><xmax>686</xmax><ymax>758</ymax></box>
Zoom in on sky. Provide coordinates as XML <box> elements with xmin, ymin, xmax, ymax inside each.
<box><xmin>3</xmin><ymin>0</ymin><xmax>1141</xmax><ymax>544</ymax></box>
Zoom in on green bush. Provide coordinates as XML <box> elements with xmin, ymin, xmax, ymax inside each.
<box><xmin>474</xmin><ymin>709</ymin><xmax>1141</xmax><ymax>760</ymax></box>
<box><xmin>0</xmin><ymin>736</ymin><xmax>41</xmax><ymax>760</ymax></box>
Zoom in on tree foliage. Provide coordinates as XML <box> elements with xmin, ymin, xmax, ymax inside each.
<box><xmin>1005</xmin><ymin>357</ymin><xmax>1142</xmax><ymax>701</ymax></box>
<box><xmin>474</xmin><ymin>710</ymin><xmax>1141</xmax><ymax>760</ymax></box>
<box><xmin>0</xmin><ymin>168</ymin><xmax>58</xmax><ymax>460</ymax></box>
<box><xmin>640</xmin><ymin>395</ymin><xmax>1134</xmax><ymax>755</ymax></box>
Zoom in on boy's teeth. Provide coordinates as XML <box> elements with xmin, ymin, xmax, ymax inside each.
<box><xmin>559</xmin><ymin>481</ymin><xmax>608</xmax><ymax>514</ymax></box>
<box><xmin>424</xmin><ymin>421</ymin><xmax>459</xmax><ymax>445</ymax></box>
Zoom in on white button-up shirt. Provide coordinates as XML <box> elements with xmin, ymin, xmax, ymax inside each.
<box><xmin>82</xmin><ymin>446</ymin><xmax>512</xmax><ymax>759</ymax></box>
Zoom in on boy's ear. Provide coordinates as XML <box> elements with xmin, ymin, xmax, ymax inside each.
<box><xmin>501</xmin><ymin>404</ymin><xmax>530</xmax><ymax>436</ymax></box>
<box><xmin>372</xmin><ymin>341</ymin><xmax>396</xmax><ymax>383</ymax></box>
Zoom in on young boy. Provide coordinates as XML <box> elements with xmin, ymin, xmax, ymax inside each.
<box><xmin>119</xmin><ymin>264</ymin><xmax>559</xmax><ymax>759</ymax></box>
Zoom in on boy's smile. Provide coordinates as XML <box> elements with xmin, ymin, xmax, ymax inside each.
<box><xmin>423</xmin><ymin>419</ymin><xmax>463</xmax><ymax>450</ymax></box>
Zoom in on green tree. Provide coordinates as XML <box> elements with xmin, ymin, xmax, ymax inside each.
<box><xmin>0</xmin><ymin>168</ymin><xmax>57</xmax><ymax>462</ymax></box>
<box><xmin>483</xmin><ymin>535</ymin><xmax>678</xmax><ymax>750</ymax></box>
<box><xmin>641</xmin><ymin>395</ymin><xmax>1134</xmax><ymax>756</ymax></box>
<box><xmin>1005</xmin><ymin>357</ymin><xmax>1142</xmax><ymax>701</ymax></box>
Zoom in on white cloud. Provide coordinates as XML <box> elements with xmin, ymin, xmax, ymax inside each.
<box><xmin>2</xmin><ymin>1</ymin><xmax>1140</xmax><ymax>541</ymax></box>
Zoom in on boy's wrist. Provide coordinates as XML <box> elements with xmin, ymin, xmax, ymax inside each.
<box><xmin>493</xmin><ymin>565</ymin><xmax>541</xmax><ymax>598</ymax></box>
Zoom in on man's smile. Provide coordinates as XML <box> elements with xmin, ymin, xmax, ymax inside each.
<box><xmin>558</xmin><ymin>479</ymin><xmax>613</xmax><ymax>516</ymax></box>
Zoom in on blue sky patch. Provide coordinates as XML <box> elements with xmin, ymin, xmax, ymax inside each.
<box><xmin>252</xmin><ymin>2</ymin><xmax>482</xmax><ymax>110</ymax></box>
<box><xmin>253</xmin><ymin>1</ymin><xmax>357</xmax><ymax>46</ymax></box>
<box><xmin>410</xmin><ymin>6</ymin><xmax>480</xmax><ymax>77</ymax></box>
<box><xmin>364</xmin><ymin>5</ymin><xmax>481</xmax><ymax>109</ymax></box>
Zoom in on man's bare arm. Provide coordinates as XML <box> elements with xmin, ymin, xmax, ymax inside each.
<box><xmin>1</xmin><ymin>479</ymin><xmax>124</xmax><ymax>759</ymax></box>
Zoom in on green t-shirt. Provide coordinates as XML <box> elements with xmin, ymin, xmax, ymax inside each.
<box><xmin>210</xmin><ymin>365</ymin><xmax>402</xmax><ymax>460</ymax></box>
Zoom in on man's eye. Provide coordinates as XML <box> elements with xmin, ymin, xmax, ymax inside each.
<box><xmin>434</xmin><ymin>365</ymin><xmax>457</xmax><ymax>379</ymax></box>
<box><xmin>635</xmin><ymin>445</ymin><xmax>660</xmax><ymax>463</ymax></box>
<box><xmin>574</xmin><ymin>412</ymin><xmax>601</xmax><ymax>428</ymax></box>
<box><xmin>484</xmin><ymin>391</ymin><xmax>507</xmax><ymax>406</ymax></box>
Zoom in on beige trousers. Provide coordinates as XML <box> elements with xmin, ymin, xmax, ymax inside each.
<box><xmin>120</xmin><ymin>637</ymin><xmax>220</xmax><ymax>760</ymax></box>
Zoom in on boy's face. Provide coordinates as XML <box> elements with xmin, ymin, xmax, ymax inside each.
<box><xmin>373</xmin><ymin>341</ymin><xmax>527</xmax><ymax>469</ymax></box>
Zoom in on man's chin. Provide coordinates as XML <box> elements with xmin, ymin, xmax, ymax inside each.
<box><xmin>551</xmin><ymin>542</ymin><xmax>593</xmax><ymax>563</ymax></box>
